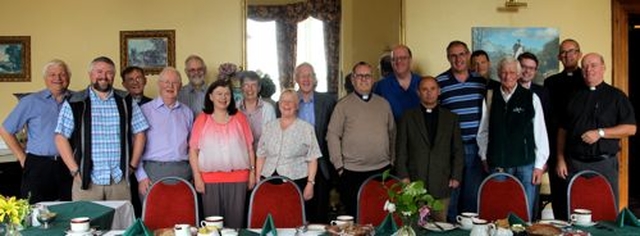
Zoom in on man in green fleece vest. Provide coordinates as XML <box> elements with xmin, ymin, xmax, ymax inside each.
<box><xmin>477</xmin><ymin>57</ymin><xmax>549</xmax><ymax>220</ymax></box>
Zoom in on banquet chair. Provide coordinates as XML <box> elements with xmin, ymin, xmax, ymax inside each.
<box><xmin>142</xmin><ymin>176</ymin><xmax>199</xmax><ymax>230</ymax></box>
<box><xmin>567</xmin><ymin>170</ymin><xmax>617</xmax><ymax>221</ymax></box>
<box><xmin>247</xmin><ymin>176</ymin><xmax>305</xmax><ymax>228</ymax></box>
<box><xmin>478</xmin><ymin>172</ymin><xmax>530</xmax><ymax>222</ymax></box>
<box><xmin>357</xmin><ymin>173</ymin><xmax>402</xmax><ymax>226</ymax></box>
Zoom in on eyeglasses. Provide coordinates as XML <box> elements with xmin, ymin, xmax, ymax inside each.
<box><xmin>187</xmin><ymin>68</ymin><xmax>205</xmax><ymax>74</ymax></box>
<box><xmin>354</xmin><ymin>74</ymin><xmax>373</xmax><ymax>80</ymax></box>
<box><xmin>560</xmin><ymin>49</ymin><xmax>580</xmax><ymax>56</ymax></box>
<box><xmin>160</xmin><ymin>80</ymin><xmax>181</xmax><ymax>87</ymax></box>
<box><xmin>125</xmin><ymin>77</ymin><xmax>144</xmax><ymax>83</ymax></box>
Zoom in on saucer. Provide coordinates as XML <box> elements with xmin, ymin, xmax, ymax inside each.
<box><xmin>422</xmin><ymin>222</ymin><xmax>457</xmax><ymax>232</ymax></box>
<box><xmin>573</xmin><ymin>221</ymin><xmax>597</xmax><ymax>227</ymax></box>
<box><xmin>65</xmin><ymin>228</ymin><xmax>96</xmax><ymax>236</ymax></box>
<box><xmin>538</xmin><ymin>219</ymin><xmax>572</xmax><ymax>228</ymax></box>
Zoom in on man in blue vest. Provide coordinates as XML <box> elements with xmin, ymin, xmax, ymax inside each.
<box><xmin>477</xmin><ymin>57</ymin><xmax>549</xmax><ymax>217</ymax></box>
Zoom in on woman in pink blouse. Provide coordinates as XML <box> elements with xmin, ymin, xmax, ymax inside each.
<box><xmin>189</xmin><ymin>80</ymin><xmax>256</xmax><ymax>228</ymax></box>
<box><xmin>255</xmin><ymin>89</ymin><xmax>320</xmax><ymax>216</ymax></box>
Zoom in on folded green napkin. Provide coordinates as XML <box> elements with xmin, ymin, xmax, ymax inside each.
<box><xmin>123</xmin><ymin>218</ymin><xmax>153</xmax><ymax>236</ymax></box>
<box><xmin>615</xmin><ymin>208</ymin><xmax>640</xmax><ymax>227</ymax></box>
<box><xmin>260</xmin><ymin>214</ymin><xmax>277</xmax><ymax>236</ymax></box>
<box><xmin>507</xmin><ymin>212</ymin><xmax>527</xmax><ymax>225</ymax></box>
<box><xmin>375</xmin><ymin>213</ymin><xmax>398</xmax><ymax>235</ymax></box>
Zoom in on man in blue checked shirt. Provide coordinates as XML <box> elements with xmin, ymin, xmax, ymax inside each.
<box><xmin>0</xmin><ymin>59</ymin><xmax>74</xmax><ymax>203</ymax></box>
<box><xmin>54</xmin><ymin>56</ymin><xmax>149</xmax><ymax>201</ymax></box>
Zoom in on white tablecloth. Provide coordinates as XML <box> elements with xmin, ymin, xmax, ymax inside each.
<box><xmin>39</xmin><ymin>201</ymin><xmax>135</xmax><ymax>230</ymax></box>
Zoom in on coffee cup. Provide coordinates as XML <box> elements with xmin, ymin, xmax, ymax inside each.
<box><xmin>201</xmin><ymin>216</ymin><xmax>224</xmax><ymax>230</ymax></box>
<box><xmin>330</xmin><ymin>215</ymin><xmax>354</xmax><ymax>226</ymax></box>
<box><xmin>456</xmin><ymin>212</ymin><xmax>479</xmax><ymax>230</ymax></box>
<box><xmin>70</xmin><ymin>217</ymin><xmax>90</xmax><ymax>232</ymax></box>
<box><xmin>174</xmin><ymin>224</ymin><xmax>191</xmax><ymax>236</ymax></box>
<box><xmin>570</xmin><ymin>209</ymin><xmax>592</xmax><ymax>226</ymax></box>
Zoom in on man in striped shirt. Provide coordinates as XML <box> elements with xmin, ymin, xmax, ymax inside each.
<box><xmin>436</xmin><ymin>40</ymin><xmax>487</xmax><ymax>222</ymax></box>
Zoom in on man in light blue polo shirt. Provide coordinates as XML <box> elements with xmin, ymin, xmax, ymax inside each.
<box><xmin>54</xmin><ymin>56</ymin><xmax>149</xmax><ymax>201</ymax></box>
<box><xmin>0</xmin><ymin>59</ymin><xmax>73</xmax><ymax>203</ymax></box>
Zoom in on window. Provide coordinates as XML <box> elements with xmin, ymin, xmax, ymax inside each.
<box><xmin>247</xmin><ymin>17</ymin><xmax>327</xmax><ymax>101</ymax></box>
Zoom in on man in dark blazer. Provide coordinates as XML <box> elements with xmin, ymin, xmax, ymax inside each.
<box><xmin>395</xmin><ymin>76</ymin><xmax>464</xmax><ymax>222</ymax></box>
<box><xmin>280</xmin><ymin>62</ymin><xmax>336</xmax><ymax>223</ymax></box>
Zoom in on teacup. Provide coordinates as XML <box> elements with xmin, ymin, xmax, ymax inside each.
<box><xmin>330</xmin><ymin>215</ymin><xmax>354</xmax><ymax>226</ymax></box>
<box><xmin>456</xmin><ymin>212</ymin><xmax>479</xmax><ymax>230</ymax></box>
<box><xmin>174</xmin><ymin>224</ymin><xmax>191</xmax><ymax>236</ymax></box>
<box><xmin>70</xmin><ymin>217</ymin><xmax>90</xmax><ymax>232</ymax></box>
<box><xmin>201</xmin><ymin>216</ymin><xmax>224</xmax><ymax>230</ymax></box>
<box><xmin>570</xmin><ymin>209</ymin><xmax>593</xmax><ymax>226</ymax></box>
<box><xmin>470</xmin><ymin>219</ymin><xmax>495</xmax><ymax>236</ymax></box>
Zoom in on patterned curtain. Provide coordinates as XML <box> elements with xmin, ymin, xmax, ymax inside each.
<box><xmin>248</xmin><ymin>0</ymin><xmax>341</xmax><ymax>92</ymax></box>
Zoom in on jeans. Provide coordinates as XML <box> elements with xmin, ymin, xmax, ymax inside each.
<box><xmin>491</xmin><ymin>163</ymin><xmax>536</xmax><ymax>220</ymax></box>
<box><xmin>447</xmin><ymin>143</ymin><xmax>485</xmax><ymax>222</ymax></box>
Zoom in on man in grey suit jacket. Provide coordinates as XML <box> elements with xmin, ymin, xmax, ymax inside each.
<box><xmin>395</xmin><ymin>76</ymin><xmax>464</xmax><ymax>222</ymax></box>
<box><xmin>291</xmin><ymin>62</ymin><xmax>337</xmax><ymax>223</ymax></box>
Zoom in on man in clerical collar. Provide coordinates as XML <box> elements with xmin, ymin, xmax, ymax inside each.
<box><xmin>556</xmin><ymin>53</ymin><xmax>636</xmax><ymax>208</ymax></box>
<box><xmin>327</xmin><ymin>61</ymin><xmax>395</xmax><ymax>218</ymax></box>
<box><xmin>179</xmin><ymin>54</ymin><xmax>208</xmax><ymax>116</ymax></box>
<box><xmin>395</xmin><ymin>76</ymin><xmax>463</xmax><ymax>222</ymax></box>
<box><xmin>121</xmin><ymin>66</ymin><xmax>152</xmax><ymax>105</ymax></box>
<box><xmin>543</xmin><ymin>38</ymin><xmax>584</xmax><ymax>220</ymax></box>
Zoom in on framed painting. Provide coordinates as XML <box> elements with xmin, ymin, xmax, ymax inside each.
<box><xmin>0</xmin><ymin>36</ymin><xmax>31</xmax><ymax>82</ymax></box>
<box><xmin>472</xmin><ymin>27</ymin><xmax>559</xmax><ymax>85</ymax></box>
<box><xmin>120</xmin><ymin>30</ymin><xmax>175</xmax><ymax>75</ymax></box>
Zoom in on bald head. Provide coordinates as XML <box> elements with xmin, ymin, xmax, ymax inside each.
<box><xmin>581</xmin><ymin>53</ymin><xmax>606</xmax><ymax>87</ymax></box>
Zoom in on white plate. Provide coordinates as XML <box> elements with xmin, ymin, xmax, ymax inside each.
<box><xmin>65</xmin><ymin>228</ymin><xmax>96</xmax><ymax>236</ymax></box>
<box><xmin>538</xmin><ymin>219</ymin><xmax>572</xmax><ymax>228</ymax></box>
<box><xmin>572</xmin><ymin>221</ymin><xmax>597</xmax><ymax>227</ymax></box>
<box><xmin>306</xmin><ymin>224</ymin><xmax>327</xmax><ymax>231</ymax></box>
<box><xmin>422</xmin><ymin>222</ymin><xmax>457</xmax><ymax>232</ymax></box>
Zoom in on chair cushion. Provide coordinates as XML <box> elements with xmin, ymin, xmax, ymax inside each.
<box><xmin>569</xmin><ymin>174</ymin><xmax>617</xmax><ymax>221</ymax></box>
<box><xmin>249</xmin><ymin>180</ymin><xmax>304</xmax><ymax>228</ymax></box>
<box><xmin>479</xmin><ymin>175</ymin><xmax>529</xmax><ymax>222</ymax></box>
<box><xmin>143</xmin><ymin>180</ymin><xmax>197</xmax><ymax>230</ymax></box>
<box><xmin>358</xmin><ymin>177</ymin><xmax>402</xmax><ymax>226</ymax></box>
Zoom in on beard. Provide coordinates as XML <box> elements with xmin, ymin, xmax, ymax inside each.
<box><xmin>92</xmin><ymin>80</ymin><xmax>113</xmax><ymax>92</ymax></box>
<box><xmin>190</xmin><ymin>76</ymin><xmax>205</xmax><ymax>86</ymax></box>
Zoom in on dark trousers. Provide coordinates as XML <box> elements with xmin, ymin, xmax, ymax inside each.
<box><xmin>547</xmin><ymin>160</ymin><xmax>568</xmax><ymax>221</ymax></box>
<box><xmin>21</xmin><ymin>154</ymin><xmax>72</xmax><ymax>204</ymax></box>
<box><xmin>338</xmin><ymin>166</ymin><xmax>389</xmax><ymax>219</ymax></box>
<box><xmin>305</xmin><ymin>159</ymin><xmax>335</xmax><ymax>224</ymax></box>
<box><xmin>129</xmin><ymin>174</ymin><xmax>142</xmax><ymax>217</ymax></box>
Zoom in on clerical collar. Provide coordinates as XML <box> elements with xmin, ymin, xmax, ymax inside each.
<box><xmin>354</xmin><ymin>91</ymin><xmax>371</xmax><ymax>102</ymax></box>
<box><xmin>422</xmin><ymin>104</ymin><xmax>438</xmax><ymax>113</ymax></box>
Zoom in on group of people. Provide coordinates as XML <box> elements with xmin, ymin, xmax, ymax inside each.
<box><xmin>1</xmin><ymin>37</ymin><xmax>636</xmax><ymax>229</ymax></box>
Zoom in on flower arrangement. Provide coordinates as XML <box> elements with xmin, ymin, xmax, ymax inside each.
<box><xmin>256</xmin><ymin>71</ymin><xmax>276</xmax><ymax>99</ymax></box>
<box><xmin>217</xmin><ymin>63</ymin><xmax>239</xmax><ymax>81</ymax></box>
<box><xmin>0</xmin><ymin>195</ymin><xmax>30</xmax><ymax>228</ymax></box>
<box><xmin>382</xmin><ymin>170</ymin><xmax>443</xmax><ymax>234</ymax></box>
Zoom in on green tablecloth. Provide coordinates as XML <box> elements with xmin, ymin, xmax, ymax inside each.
<box><xmin>414</xmin><ymin>221</ymin><xmax>640</xmax><ymax>236</ymax></box>
<box><xmin>21</xmin><ymin>201</ymin><xmax>115</xmax><ymax>236</ymax></box>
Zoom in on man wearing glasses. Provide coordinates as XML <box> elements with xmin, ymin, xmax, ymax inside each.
<box><xmin>543</xmin><ymin>39</ymin><xmax>583</xmax><ymax>220</ymax></box>
<box><xmin>121</xmin><ymin>66</ymin><xmax>152</xmax><ymax>106</ymax></box>
<box><xmin>179</xmin><ymin>55</ymin><xmax>208</xmax><ymax>116</ymax></box>
<box><xmin>436</xmin><ymin>40</ymin><xmax>487</xmax><ymax>222</ymax></box>
<box><xmin>328</xmin><ymin>62</ymin><xmax>395</xmax><ymax>218</ymax></box>
<box><xmin>373</xmin><ymin>45</ymin><xmax>421</xmax><ymax>122</ymax></box>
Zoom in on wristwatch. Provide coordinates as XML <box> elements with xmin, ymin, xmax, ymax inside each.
<box><xmin>70</xmin><ymin>169</ymin><xmax>80</xmax><ymax>177</ymax></box>
<box><xmin>597</xmin><ymin>128</ymin><xmax>605</xmax><ymax>138</ymax></box>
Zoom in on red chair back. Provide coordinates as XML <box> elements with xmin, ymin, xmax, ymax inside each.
<box><xmin>478</xmin><ymin>173</ymin><xmax>530</xmax><ymax>222</ymax></box>
<box><xmin>567</xmin><ymin>170</ymin><xmax>617</xmax><ymax>221</ymax></box>
<box><xmin>357</xmin><ymin>174</ymin><xmax>402</xmax><ymax>226</ymax></box>
<box><xmin>248</xmin><ymin>176</ymin><xmax>305</xmax><ymax>228</ymax></box>
<box><xmin>142</xmin><ymin>177</ymin><xmax>198</xmax><ymax>230</ymax></box>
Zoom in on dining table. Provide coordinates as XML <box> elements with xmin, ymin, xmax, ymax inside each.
<box><xmin>20</xmin><ymin>200</ymin><xmax>135</xmax><ymax>236</ymax></box>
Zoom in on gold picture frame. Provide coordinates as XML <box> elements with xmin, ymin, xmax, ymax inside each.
<box><xmin>120</xmin><ymin>30</ymin><xmax>175</xmax><ymax>75</ymax></box>
<box><xmin>0</xmin><ymin>36</ymin><xmax>31</xmax><ymax>82</ymax></box>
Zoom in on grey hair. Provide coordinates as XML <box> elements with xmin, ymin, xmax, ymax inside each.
<box><xmin>184</xmin><ymin>54</ymin><xmax>207</xmax><ymax>70</ymax></box>
<box><xmin>497</xmin><ymin>57</ymin><xmax>522</xmax><ymax>74</ymax></box>
<box><xmin>279</xmin><ymin>88</ymin><xmax>300</xmax><ymax>107</ymax></box>
<box><xmin>42</xmin><ymin>59</ymin><xmax>71</xmax><ymax>79</ymax></box>
<box><xmin>158</xmin><ymin>66</ymin><xmax>182</xmax><ymax>82</ymax></box>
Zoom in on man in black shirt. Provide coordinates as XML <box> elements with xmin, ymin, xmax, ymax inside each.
<box><xmin>543</xmin><ymin>39</ymin><xmax>584</xmax><ymax>220</ymax></box>
<box><xmin>556</xmin><ymin>53</ymin><xmax>636</xmax><ymax>208</ymax></box>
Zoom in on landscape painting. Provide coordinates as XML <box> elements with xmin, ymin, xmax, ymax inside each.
<box><xmin>120</xmin><ymin>30</ymin><xmax>175</xmax><ymax>75</ymax></box>
<box><xmin>0</xmin><ymin>36</ymin><xmax>31</xmax><ymax>82</ymax></box>
<box><xmin>472</xmin><ymin>27</ymin><xmax>559</xmax><ymax>85</ymax></box>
